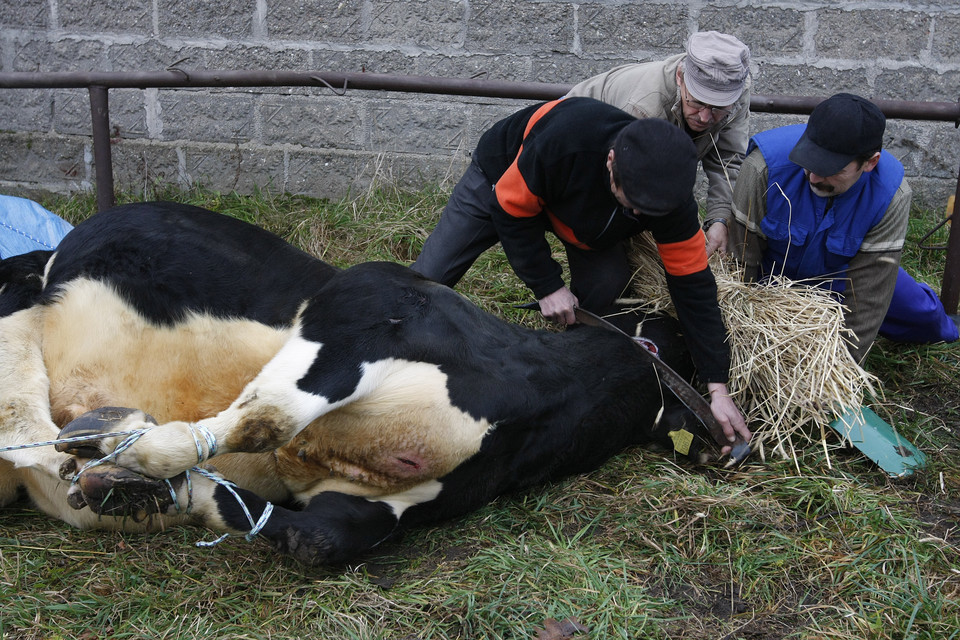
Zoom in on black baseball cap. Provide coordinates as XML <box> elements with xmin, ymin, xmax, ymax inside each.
<box><xmin>613</xmin><ymin>118</ymin><xmax>698</xmax><ymax>216</ymax></box>
<box><xmin>788</xmin><ymin>93</ymin><xmax>886</xmax><ymax>177</ymax></box>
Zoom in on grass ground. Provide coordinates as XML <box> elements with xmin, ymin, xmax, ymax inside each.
<box><xmin>0</xmin><ymin>183</ymin><xmax>957</xmax><ymax>640</ymax></box>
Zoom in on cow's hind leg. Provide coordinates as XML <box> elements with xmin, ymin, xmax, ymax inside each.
<box><xmin>66</xmin><ymin>456</ymin><xmax>408</xmax><ymax>565</ymax></box>
<box><xmin>211</xmin><ymin>488</ymin><xmax>403</xmax><ymax>565</ymax></box>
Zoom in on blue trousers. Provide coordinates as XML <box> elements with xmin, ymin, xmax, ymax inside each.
<box><xmin>878</xmin><ymin>267</ymin><xmax>958</xmax><ymax>343</ymax></box>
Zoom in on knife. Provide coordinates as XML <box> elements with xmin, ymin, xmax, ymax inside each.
<box><xmin>572</xmin><ymin>307</ymin><xmax>751</xmax><ymax>465</ymax></box>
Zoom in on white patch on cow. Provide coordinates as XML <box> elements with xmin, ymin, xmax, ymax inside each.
<box><xmin>350</xmin><ymin>357</ymin><xmax>493</xmax><ymax>467</ymax></box>
<box><xmin>233</xmin><ymin>331</ymin><xmax>329</xmax><ymax>426</ymax></box>
<box><xmin>378</xmin><ymin>479</ymin><xmax>444</xmax><ymax>517</ymax></box>
<box><xmin>40</xmin><ymin>251</ymin><xmax>57</xmax><ymax>290</ymax></box>
<box><xmin>265</xmin><ymin>356</ymin><xmax>492</xmax><ymax>499</ymax></box>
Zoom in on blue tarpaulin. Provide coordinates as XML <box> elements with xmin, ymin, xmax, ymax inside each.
<box><xmin>0</xmin><ymin>195</ymin><xmax>73</xmax><ymax>258</ymax></box>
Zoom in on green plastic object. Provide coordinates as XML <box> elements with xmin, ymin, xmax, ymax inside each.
<box><xmin>828</xmin><ymin>406</ymin><xmax>926</xmax><ymax>477</ymax></box>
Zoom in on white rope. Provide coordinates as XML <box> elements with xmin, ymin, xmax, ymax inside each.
<box><xmin>0</xmin><ymin>430</ymin><xmax>150</xmax><ymax>454</ymax></box>
<box><xmin>192</xmin><ymin>466</ymin><xmax>274</xmax><ymax>546</ymax></box>
<box><xmin>185</xmin><ymin>422</ymin><xmax>218</xmax><ymax>462</ymax></box>
<box><xmin>71</xmin><ymin>429</ymin><xmax>150</xmax><ymax>485</ymax></box>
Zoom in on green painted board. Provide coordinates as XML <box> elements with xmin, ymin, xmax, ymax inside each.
<box><xmin>828</xmin><ymin>406</ymin><xmax>926</xmax><ymax>477</ymax></box>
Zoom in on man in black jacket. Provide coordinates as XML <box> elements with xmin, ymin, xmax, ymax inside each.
<box><xmin>413</xmin><ymin>97</ymin><xmax>750</xmax><ymax>447</ymax></box>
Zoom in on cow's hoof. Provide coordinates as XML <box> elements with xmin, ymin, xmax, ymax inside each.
<box><xmin>66</xmin><ymin>484</ymin><xmax>88</xmax><ymax>510</ymax></box>
<box><xmin>73</xmin><ymin>463</ymin><xmax>182</xmax><ymax>520</ymax></box>
<box><xmin>56</xmin><ymin>406</ymin><xmax>158</xmax><ymax>457</ymax></box>
<box><xmin>58</xmin><ymin>456</ymin><xmax>80</xmax><ymax>481</ymax></box>
<box><xmin>270</xmin><ymin>527</ymin><xmax>336</xmax><ymax>566</ymax></box>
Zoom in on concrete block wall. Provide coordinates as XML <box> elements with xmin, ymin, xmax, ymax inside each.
<box><xmin>1</xmin><ymin>0</ymin><xmax>958</xmax><ymax>208</ymax></box>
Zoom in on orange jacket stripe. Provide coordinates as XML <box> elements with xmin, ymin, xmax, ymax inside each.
<box><xmin>546</xmin><ymin>211</ymin><xmax>590</xmax><ymax>249</ymax></box>
<box><xmin>657</xmin><ymin>230</ymin><xmax>709</xmax><ymax>276</ymax></box>
<box><xmin>495</xmin><ymin>100</ymin><xmax>563</xmax><ymax>219</ymax></box>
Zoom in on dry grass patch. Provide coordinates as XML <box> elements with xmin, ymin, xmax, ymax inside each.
<box><xmin>625</xmin><ymin>233</ymin><xmax>880</xmax><ymax>468</ymax></box>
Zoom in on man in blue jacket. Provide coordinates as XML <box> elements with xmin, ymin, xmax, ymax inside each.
<box><xmin>709</xmin><ymin>93</ymin><xmax>958</xmax><ymax>364</ymax></box>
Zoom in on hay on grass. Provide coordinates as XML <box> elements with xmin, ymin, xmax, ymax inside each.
<box><xmin>623</xmin><ymin>233</ymin><xmax>879</xmax><ymax>468</ymax></box>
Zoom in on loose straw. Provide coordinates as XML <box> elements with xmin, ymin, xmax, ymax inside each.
<box><xmin>623</xmin><ymin>233</ymin><xmax>879</xmax><ymax>469</ymax></box>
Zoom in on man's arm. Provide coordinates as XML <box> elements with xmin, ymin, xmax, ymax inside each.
<box><xmin>842</xmin><ymin>180</ymin><xmax>911</xmax><ymax>363</ymax></box>
<box><xmin>723</xmin><ymin>149</ymin><xmax>769</xmax><ymax>277</ymax></box>
<box><xmin>662</xmin><ymin>266</ymin><xmax>751</xmax><ymax>444</ymax></box>
<box><xmin>700</xmin><ymin>91</ymin><xmax>751</xmax><ymax>224</ymax></box>
<box><xmin>651</xmin><ymin>201</ymin><xmax>733</xmax><ymax>385</ymax></box>
<box><xmin>489</xmin><ymin>146</ymin><xmax>567</xmax><ymax>300</ymax></box>
<box><xmin>843</xmin><ymin>249</ymin><xmax>902</xmax><ymax>364</ymax></box>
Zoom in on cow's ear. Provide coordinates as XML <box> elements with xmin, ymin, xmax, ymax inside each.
<box><xmin>647</xmin><ymin>402</ymin><xmax>715</xmax><ymax>464</ymax></box>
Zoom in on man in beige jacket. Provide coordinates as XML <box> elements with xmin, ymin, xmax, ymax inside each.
<box><xmin>566</xmin><ymin>31</ymin><xmax>751</xmax><ymax>256</ymax></box>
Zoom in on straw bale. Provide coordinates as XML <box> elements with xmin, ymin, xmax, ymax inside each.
<box><xmin>623</xmin><ymin>233</ymin><xmax>879</xmax><ymax>466</ymax></box>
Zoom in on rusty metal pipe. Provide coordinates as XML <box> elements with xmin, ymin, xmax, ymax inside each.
<box><xmin>88</xmin><ymin>86</ymin><xmax>114</xmax><ymax>212</ymax></box>
<box><xmin>749</xmin><ymin>94</ymin><xmax>960</xmax><ymax>124</ymax></box>
<box><xmin>0</xmin><ymin>70</ymin><xmax>571</xmax><ymax>101</ymax></box>
<box><xmin>2</xmin><ymin>70</ymin><xmax>959</xmax><ymax>123</ymax></box>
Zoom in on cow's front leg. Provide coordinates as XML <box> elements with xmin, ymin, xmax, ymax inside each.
<box><xmin>59</xmin><ymin>401</ymin><xmax>319</xmax><ymax>479</ymax></box>
<box><xmin>58</xmin><ymin>336</ymin><xmax>344</xmax><ymax>479</ymax></box>
<box><xmin>59</xmin><ymin>406</ymin><xmax>224</xmax><ymax>479</ymax></box>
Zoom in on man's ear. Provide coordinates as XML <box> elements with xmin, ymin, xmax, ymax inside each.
<box><xmin>862</xmin><ymin>151</ymin><xmax>881</xmax><ymax>173</ymax></box>
<box><xmin>606</xmin><ymin>148</ymin><xmax>615</xmax><ymax>170</ymax></box>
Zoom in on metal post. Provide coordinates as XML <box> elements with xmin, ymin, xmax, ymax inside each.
<box><xmin>940</xmin><ymin>166</ymin><xmax>960</xmax><ymax>314</ymax></box>
<box><xmin>88</xmin><ymin>85</ymin><xmax>115</xmax><ymax>211</ymax></box>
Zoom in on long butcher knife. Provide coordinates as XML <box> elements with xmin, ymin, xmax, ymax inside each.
<box><xmin>572</xmin><ymin>307</ymin><xmax>751</xmax><ymax>465</ymax></box>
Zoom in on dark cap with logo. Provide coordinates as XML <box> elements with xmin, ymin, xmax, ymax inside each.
<box><xmin>613</xmin><ymin>118</ymin><xmax>698</xmax><ymax>216</ymax></box>
<box><xmin>789</xmin><ymin>93</ymin><xmax>886</xmax><ymax>177</ymax></box>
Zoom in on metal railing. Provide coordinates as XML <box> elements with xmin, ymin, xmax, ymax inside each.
<box><xmin>1</xmin><ymin>69</ymin><xmax>959</xmax><ymax>312</ymax></box>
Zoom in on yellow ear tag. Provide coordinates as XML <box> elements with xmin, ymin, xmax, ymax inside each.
<box><xmin>668</xmin><ymin>429</ymin><xmax>693</xmax><ymax>455</ymax></box>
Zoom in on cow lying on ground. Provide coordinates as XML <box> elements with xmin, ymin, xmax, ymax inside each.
<box><xmin>0</xmin><ymin>201</ymin><xmax>737</xmax><ymax>565</ymax></box>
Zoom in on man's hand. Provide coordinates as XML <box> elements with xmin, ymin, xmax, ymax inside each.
<box><xmin>705</xmin><ymin>222</ymin><xmax>729</xmax><ymax>257</ymax></box>
<box><xmin>538</xmin><ymin>287</ymin><xmax>579</xmax><ymax>325</ymax></box>
<box><xmin>706</xmin><ymin>382</ymin><xmax>751</xmax><ymax>455</ymax></box>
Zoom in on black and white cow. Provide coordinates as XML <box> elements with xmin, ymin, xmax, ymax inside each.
<box><xmin>0</xmin><ymin>201</ymin><xmax>728</xmax><ymax>565</ymax></box>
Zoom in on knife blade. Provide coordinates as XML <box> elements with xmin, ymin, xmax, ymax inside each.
<box><xmin>572</xmin><ymin>307</ymin><xmax>751</xmax><ymax>465</ymax></box>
